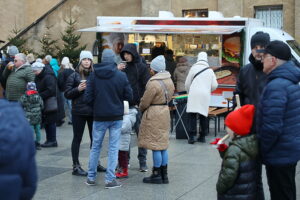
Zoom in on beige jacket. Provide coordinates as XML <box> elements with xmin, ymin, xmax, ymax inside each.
<box><xmin>138</xmin><ymin>71</ymin><xmax>175</xmax><ymax>150</ymax></box>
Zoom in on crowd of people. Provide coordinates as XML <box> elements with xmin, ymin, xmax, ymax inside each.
<box><xmin>0</xmin><ymin>30</ymin><xmax>299</xmax><ymax>199</ymax></box>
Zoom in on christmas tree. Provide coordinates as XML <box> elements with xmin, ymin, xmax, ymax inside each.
<box><xmin>38</xmin><ymin>26</ymin><xmax>58</xmax><ymax>58</ymax></box>
<box><xmin>7</xmin><ymin>26</ymin><xmax>33</xmax><ymax>54</ymax></box>
<box><xmin>57</xmin><ymin>17</ymin><xmax>87</xmax><ymax>66</ymax></box>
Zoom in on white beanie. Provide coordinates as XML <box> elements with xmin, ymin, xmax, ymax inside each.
<box><xmin>31</xmin><ymin>61</ymin><xmax>45</xmax><ymax>71</ymax></box>
<box><xmin>197</xmin><ymin>52</ymin><xmax>208</xmax><ymax>62</ymax></box>
<box><xmin>150</xmin><ymin>55</ymin><xmax>166</xmax><ymax>72</ymax></box>
<box><xmin>79</xmin><ymin>51</ymin><xmax>93</xmax><ymax>63</ymax></box>
<box><xmin>61</xmin><ymin>57</ymin><xmax>70</xmax><ymax>66</ymax></box>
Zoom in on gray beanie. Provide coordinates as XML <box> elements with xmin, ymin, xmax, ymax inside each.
<box><xmin>101</xmin><ymin>49</ymin><xmax>115</xmax><ymax>63</ymax></box>
<box><xmin>31</xmin><ymin>61</ymin><xmax>45</xmax><ymax>71</ymax></box>
<box><xmin>79</xmin><ymin>51</ymin><xmax>93</xmax><ymax>63</ymax></box>
<box><xmin>150</xmin><ymin>55</ymin><xmax>166</xmax><ymax>72</ymax></box>
<box><xmin>8</xmin><ymin>46</ymin><xmax>19</xmax><ymax>57</ymax></box>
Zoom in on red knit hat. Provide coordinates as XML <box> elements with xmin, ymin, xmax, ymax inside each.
<box><xmin>225</xmin><ymin>104</ymin><xmax>255</xmax><ymax>136</ymax></box>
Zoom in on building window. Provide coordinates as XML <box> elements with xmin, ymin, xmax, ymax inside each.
<box><xmin>182</xmin><ymin>9</ymin><xmax>208</xmax><ymax>18</ymax></box>
<box><xmin>254</xmin><ymin>5</ymin><xmax>283</xmax><ymax>29</ymax></box>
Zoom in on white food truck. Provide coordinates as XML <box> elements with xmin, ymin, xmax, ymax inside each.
<box><xmin>79</xmin><ymin>11</ymin><xmax>300</xmax><ymax>107</ymax></box>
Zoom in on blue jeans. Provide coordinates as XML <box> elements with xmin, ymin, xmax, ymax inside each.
<box><xmin>87</xmin><ymin>120</ymin><xmax>122</xmax><ymax>183</ymax></box>
<box><xmin>152</xmin><ymin>150</ymin><xmax>168</xmax><ymax>168</ymax></box>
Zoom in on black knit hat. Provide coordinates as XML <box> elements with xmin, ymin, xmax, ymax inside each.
<box><xmin>257</xmin><ymin>40</ymin><xmax>291</xmax><ymax>61</ymax></box>
<box><xmin>251</xmin><ymin>31</ymin><xmax>270</xmax><ymax>49</ymax></box>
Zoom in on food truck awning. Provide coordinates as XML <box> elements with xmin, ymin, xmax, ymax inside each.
<box><xmin>79</xmin><ymin>16</ymin><xmax>246</xmax><ymax>35</ymax></box>
<box><xmin>79</xmin><ymin>25</ymin><xmax>244</xmax><ymax>35</ymax></box>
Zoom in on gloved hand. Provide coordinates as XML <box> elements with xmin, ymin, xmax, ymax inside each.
<box><xmin>217</xmin><ymin>143</ymin><xmax>228</xmax><ymax>152</ymax></box>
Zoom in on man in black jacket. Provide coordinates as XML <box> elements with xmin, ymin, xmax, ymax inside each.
<box><xmin>118</xmin><ymin>43</ymin><xmax>151</xmax><ymax>172</ymax></box>
<box><xmin>234</xmin><ymin>31</ymin><xmax>270</xmax><ymax>200</ymax></box>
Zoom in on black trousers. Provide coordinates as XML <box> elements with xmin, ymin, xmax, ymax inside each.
<box><xmin>71</xmin><ymin>114</ymin><xmax>93</xmax><ymax>165</ymax></box>
<box><xmin>266</xmin><ymin>163</ymin><xmax>297</xmax><ymax>200</ymax></box>
<box><xmin>44</xmin><ymin>123</ymin><xmax>56</xmax><ymax>142</ymax></box>
<box><xmin>187</xmin><ymin>113</ymin><xmax>208</xmax><ymax>139</ymax></box>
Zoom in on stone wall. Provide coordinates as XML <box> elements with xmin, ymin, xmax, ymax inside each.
<box><xmin>22</xmin><ymin>0</ymin><xmax>141</xmax><ymax>54</ymax></box>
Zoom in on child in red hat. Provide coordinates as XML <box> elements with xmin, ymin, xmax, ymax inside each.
<box><xmin>215</xmin><ymin>104</ymin><xmax>259</xmax><ymax>200</ymax></box>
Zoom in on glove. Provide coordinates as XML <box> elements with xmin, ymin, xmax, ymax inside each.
<box><xmin>210</xmin><ymin>138</ymin><xmax>221</xmax><ymax>145</ymax></box>
<box><xmin>217</xmin><ymin>143</ymin><xmax>228</xmax><ymax>152</ymax></box>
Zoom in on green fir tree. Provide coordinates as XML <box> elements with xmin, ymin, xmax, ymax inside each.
<box><xmin>7</xmin><ymin>26</ymin><xmax>33</xmax><ymax>54</ymax></box>
<box><xmin>38</xmin><ymin>26</ymin><xmax>58</xmax><ymax>58</ymax></box>
<box><xmin>57</xmin><ymin>17</ymin><xmax>87</xmax><ymax>66</ymax></box>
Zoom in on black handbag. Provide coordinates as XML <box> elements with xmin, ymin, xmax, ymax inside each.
<box><xmin>44</xmin><ymin>96</ymin><xmax>58</xmax><ymax>113</ymax></box>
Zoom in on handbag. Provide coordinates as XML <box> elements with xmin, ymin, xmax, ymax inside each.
<box><xmin>43</xmin><ymin>96</ymin><xmax>58</xmax><ymax>113</ymax></box>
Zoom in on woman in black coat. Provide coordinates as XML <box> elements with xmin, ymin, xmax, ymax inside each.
<box><xmin>64</xmin><ymin>51</ymin><xmax>106</xmax><ymax>176</ymax></box>
<box><xmin>33</xmin><ymin>62</ymin><xmax>58</xmax><ymax>148</ymax></box>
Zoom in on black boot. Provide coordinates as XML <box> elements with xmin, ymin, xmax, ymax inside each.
<box><xmin>72</xmin><ymin>164</ymin><xmax>88</xmax><ymax>176</ymax></box>
<box><xmin>143</xmin><ymin>167</ymin><xmax>162</xmax><ymax>184</ymax></box>
<box><xmin>161</xmin><ymin>165</ymin><xmax>169</xmax><ymax>184</ymax></box>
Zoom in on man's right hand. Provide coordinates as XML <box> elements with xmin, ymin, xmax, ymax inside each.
<box><xmin>6</xmin><ymin>62</ymin><xmax>14</xmax><ymax>70</ymax></box>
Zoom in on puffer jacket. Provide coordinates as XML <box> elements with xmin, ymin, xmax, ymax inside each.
<box><xmin>0</xmin><ymin>99</ymin><xmax>37</xmax><ymax>200</ymax></box>
<box><xmin>64</xmin><ymin>71</ymin><xmax>93</xmax><ymax>116</ymax></box>
<box><xmin>120</xmin><ymin>44</ymin><xmax>150</xmax><ymax>106</ymax></box>
<box><xmin>19</xmin><ymin>91</ymin><xmax>44</xmax><ymax>125</ymax></box>
<box><xmin>119</xmin><ymin>108</ymin><xmax>137</xmax><ymax>151</ymax></box>
<box><xmin>138</xmin><ymin>71</ymin><xmax>175</xmax><ymax>150</ymax></box>
<box><xmin>257</xmin><ymin>61</ymin><xmax>300</xmax><ymax>166</ymax></box>
<box><xmin>2</xmin><ymin>64</ymin><xmax>35</xmax><ymax>101</ymax></box>
<box><xmin>217</xmin><ymin>134</ymin><xmax>258</xmax><ymax>200</ymax></box>
<box><xmin>173</xmin><ymin>61</ymin><xmax>190</xmax><ymax>92</ymax></box>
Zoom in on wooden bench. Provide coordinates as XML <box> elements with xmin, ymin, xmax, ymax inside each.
<box><xmin>208</xmin><ymin>107</ymin><xmax>230</xmax><ymax>136</ymax></box>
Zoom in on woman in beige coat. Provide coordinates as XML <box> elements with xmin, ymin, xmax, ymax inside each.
<box><xmin>138</xmin><ymin>55</ymin><xmax>174</xmax><ymax>184</ymax></box>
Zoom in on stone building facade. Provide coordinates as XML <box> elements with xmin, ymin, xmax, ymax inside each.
<box><xmin>0</xmin><ymin>0</ymin><xmax>299</xmax><ymax>52</ymax></box>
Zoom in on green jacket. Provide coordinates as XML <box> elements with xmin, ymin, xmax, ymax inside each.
<box><xmin>2</xmin><ymin>64</ymin><xmax>35</xmax><ymax>101</ymax></box>
<box><xmin>217</xmin><ymin>134</ymin><xmax>258</xmax><ymax>200</ymax></box>
<box><xmin>20</xmin><ymin>91</ymin><xmax>44</xmax><ymax>125</ymax></box>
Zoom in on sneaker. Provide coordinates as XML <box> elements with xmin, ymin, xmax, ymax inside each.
<box><xmin>85</xmin><ymin>178</ymin><xmax>96</xmax><ymax>186</ymax></box>
<box><xmin>97</xmin><ymin>164</ymin><xmax>107</xmax><ymax>172</ymax></box>
<box><xmin>139</xmin><ymin>165</ymin><xmax>148</xmax><ymax>172</ymax></box>
<box><xmin>105</xmin><ymin>179</ymin><xmax>122</xmax><ymax>189</ymax></box>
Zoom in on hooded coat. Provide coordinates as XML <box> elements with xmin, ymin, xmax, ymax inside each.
<box><xmin>84</xmin><ymin>61</ymin><xmax>132</xmax><ymax>121</ymax></box>
<box><xmin>138</xmin><ymin>71</ymin><xmax>175</xmax><ymax>150</ymax></box>
<box><xmin>50</xmin><ymin>58</ymin><xmax>60</xmax><ymax>77</ymax></box>
<box><xmin>173</xmin><ymin>59</ymin><xmax>190</xmax><ymax>92</ymax></box>
<box><xmin>0</xmin><ymin>100</ymin><xmax>37</xmax><ymax>200</ymax></box>
<box><xmin>217</xmin><ymin>134</ymin><xmax>258</xmax><ymax>200</ymax></box>
<box><xmin>120</xmin><ymin>44</ymin><xmax>150</xmax><ymax>106</ymax></box>
<box><xmin>257</xmin><ymin>61</ymin><xmax>300</xmax><ymax>166</ymax></box>
<box><xmin>185</xmin><ymin>60</ymin><xmax>218</xmax><ymax>116</ymax></box>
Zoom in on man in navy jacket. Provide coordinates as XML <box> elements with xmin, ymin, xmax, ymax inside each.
<box><xmin>257</xmin><ymin>40</ymin><xmax>300</xmax><ymax>200</ymax></box>
<box><xmin>0</xmin><ymin>99</ymin><xmax>37</xmax><ymax>199</ymax></box>
<box><xmin>85</xmin><ymin>49</ymin><xmax>132</xmax><ymax>188</ymax></box>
